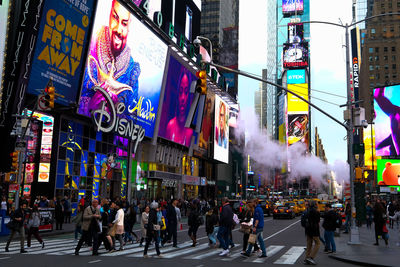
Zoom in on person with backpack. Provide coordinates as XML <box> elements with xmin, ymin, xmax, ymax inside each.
<box><xmin>302</xmin><ymin>200</ymin><xmax>321</xmax><ymax>265</ymax></box>
<box><xmin>188</xmin><ymin>200</ymin><xmax>202</xmax><ymax>247</ymax></box>
<box><xmin>322</xmin><ymin>204</ymin><xmax>337</xmax><ymax>254</ymax></box>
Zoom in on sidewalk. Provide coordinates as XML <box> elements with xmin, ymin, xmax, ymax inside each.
<box><xmin>329</xmin><ymin>224</ymin><xmax>400</xmax><ymax>267</ymax></box>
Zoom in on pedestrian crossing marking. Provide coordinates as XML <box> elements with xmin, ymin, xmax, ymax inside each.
<box><xmin>184</xmin><ymin>246</ymin><xmax>221</xmax><ymax>259</ymax></box>
<box><xmin>162</xmin><ymin>243</ymin><xmax>209</xmax><ymax>258</ymax></box>
<box><xmin>273</xmin><ymin>246</ymin><xmax>305</xmax><ymax>265</ymax></box>
<box><xmin>128</xmin><ymin>242</ymin><xmax>192</xmax><ymax>257</ymax></box>
<box><xmin>251</xmin><ymin>245</ymin><xmax>285</xmax><ymax>263</ymax></box>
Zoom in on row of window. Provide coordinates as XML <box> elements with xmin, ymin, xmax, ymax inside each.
<box><xmin>369</xmin><ymin>55</ymin><xmax>397</xmax><ymax>61</ymax></box>
<box><xmin>370</xmin><ymin>73</ymin><xmax>398</xmax><ymax>80</ymax></box>
<box><xmin>369</xmin><ymin>64</ymin><xmax>397</xmax><ymax>70</ymax></box>
<box><xmin>368</xmin><ymin>46</ymin><xmax>397</xmax><ymax>53</ymax></box>
<box><xmin>379</xmin><ymin>1</ymin><xmax>400</xmax><ymax>9</ymax></box>
<box><xmin>371</xmin><ymin>25</ymin><xmax>400</xmax><ymax>34</ymax></box>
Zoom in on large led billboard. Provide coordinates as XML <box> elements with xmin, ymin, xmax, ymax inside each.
<box><xmin>198</xmin><ymin>92</ymin><xmax>215</xmax><ymax>150</ymax></box>
<box><xmin>288</xmin><ymin>23</ymin><xmax>304</xmax><ymax>44</ymax></box>
<box><xmin>78</xmin><ymin>0</ymin><xmax>168</xmax><ymax>138</ymax></box>
<box><xmin>158</xmin><ymin>55</ymin><xmax>196</xmax><ymax>147</ymax></box>
<box><xmin>0</xmin><ymin>0</ymin><xmax>10</xmax><ymax>97</ymax></box>
<box><xmin>214</xmin><ymin>95</ymin><xmax>229</xmax><ymax>163</ymax></box>
<box><xmin>288</xmin><ymin>114</ymin><xmax>309</xmax><ymax>146</ymax></box>
<box><xmin>373</xmin><ymin>85</ymin><xmax>400</xmax><ymax>156</ymax></box>
<box><xmin>364</xmin><ymin>124</ymin><xmax>376</xmax><ymax>170</ymax></box>
<box><xmin>283</xmin><ymin>42</ymin><xmax>308</xmax><ymax>69</ymax></box>
<box><xmin>377</xmin><ymin>159</ymin><xmax>400</xmax><ymax>186</ymax></box>
<box><xmin>282</xmin><ymin>0</ymin><xmax>304</xmax><ymax>16</ymax></box>
<box><xmin>26</xmin><ymin>0</ymin><xmax>96</xmax><ymax>106</ymax></box>
<box><xmin>287</xmin><ymin>83</ymin><xmax>309</xmax><ymax>114</ymax></box>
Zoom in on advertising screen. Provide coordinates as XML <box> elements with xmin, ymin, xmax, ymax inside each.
<box><xmin>228</xmin><ymin>104</ymin><xmax>239</xmax><ymax>128</ymax></box>
<box><xmin>26</xmin><ymin>0</ymin><xmax>96</xmax><ymax>106</ymax></box>
<box><xmin>214</xmin><ymin>95</ymin><xmax>229</xmax><ymax>163</ymax></box>
<box><xmin>198</xmin><ymin>91</ymin><xmax>215</xmax><ymax>150</ymax></box>
<box><xmin>287</xmin><ymin>69</ymin><xmax>306</xmax><ymax>84</ymax></box>
<box><xmin>283</xmin><ymin>42</ymin><xmax>309</xmax><ymax>69</ymax></box>
<box><xmin>364</xmin><ymin>124</ymin><xmax>376</xmax><ymax>170</ymax></box>
<box><xmin>158</xmin><ymin>55</ymin><xmax>196</xmax><ymax>147</ymax></box>
<box><xmin>288</xmin><ymin>23</ymin><xmax>304</xmax><ymax>44</ymax></box>
<box><xmin>0</xmin><ymin>0</ymin><xmax>10</xmax><ymax>96</ymax></box>
<box><xmin>282</xmin><ymin>0</ymin><xmax>304</xmax><ymax>16</ymax></box>
<box><xmin>287</xmin><ymin>83</ymin><xmax>309</xmax><ymax>114</ymax></box>
<box><xmin>374</xmin><ymin>85</ymin><xmax>400</xmax><ymax>156</ymax></box>
<box><xmin>78</xmin><ymin>0</ymin><xmax>168</xmax><ymax>138</ymax></box>
<box><xmin>288</xmin><ymin>114</ymin><xmax>309</xmax><ymax>145</ymax></box>
<box><xmin>377</xmin><ymin>159</ymin><xmax>400</xmax><ymax>186</ymax></box>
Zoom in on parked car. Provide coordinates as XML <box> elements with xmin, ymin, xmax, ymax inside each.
<box><xmin>273</xmin><ymin>205</ymin><xmax>296</xmax><ymax>219</ymax></box>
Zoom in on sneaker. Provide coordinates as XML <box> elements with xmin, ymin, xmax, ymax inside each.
<box><xmin>306</xmin><ymin>258</ymin><xmax>316</xmax><ymax>265</ymax></box>
<box><xmin>42</xmin><ymin>242</ymin><xmax>45</xmax><ymax>249</ymax></box>
<box><xmin>20</xmin><ymin>249</ymin><xmax>28</xmax><ymax>254</ymax></box>
<box><xmin>259</xmin><ymin>254</ymin><xmax>267</xmax><ymax>258</ymax></box>
<box><xmin>143</xmin><ymin>254</ymin><xmax>150</xmax><ymax>258</ymax></box>
<box><xmin>172</xmin><ymin>245</ymin><xmax>180</xmax><ymax>248</ymax></box>
<box><xmin>219</xmin><ymin>249</ymin><xmax>230</xmax><ymax>256</ymax></box>
<box><xmin>324</xmin><ymin>250</ymin><xmax>331</xmax><ymax>254</ymax></box>
<box><xmin>5</xmin><ymin>248</ymin><xmax>9</xmax><ymax>252</ymax></box>
<box><xmin>240</xmin><ymin>252</ymin><xmax>250</xmax><ymax>257</ymax></box>
<box><xmin>75</xmin><ymin>251</ymin><xmax>79</xmax><ymax>256</ymax></box>
<box><xmin>303</xmin><ymin>259</ymin><xmax>310</xmax><ymax>265</ymax></box>
<box><xmin>158</xmin><ymin>254</ymin><xmax>164</xmax><ymax>258</ymax></box>
<box><xmin>329</xmin><ymin>251</ymin><xmax>336</xmax><ymax>254</ymax></box>
<box><xmin>119</xmin><ymin>247</ymin><xmax>124</xmax><ymax>251</ymax></box>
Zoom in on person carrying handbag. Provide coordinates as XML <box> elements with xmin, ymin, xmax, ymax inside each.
<box><xmin>140</xmin><ymin>206</ymin><xmax>150</xmax><ymax>247</ymax></box>
<box><xmin>143</xmin><ymin>202</ymin><xmax>162</xmax><ymax>258</ymax></box>
<box><xmin>27</xmin><ymin>206</ymin><xmax>44</xmax><ymax>249</ymax></box>
<box><xmin>112</xmin><ymin>202</ymin><xmax>125</xmax><ymax>251</ymax></box>
<box><xmin>239</xmin><ymin>202</ymin><xmax>259</xmax><ymax>254</ymax></box>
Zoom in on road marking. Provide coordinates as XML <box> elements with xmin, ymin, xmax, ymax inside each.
<box><xmin>184</xmin><ymin>247</ymin><xmax>221</xmax><ymax>259</ymax></box>
<box><xmin>0</xmin><ymin>257</ymin><xmax>10</xmax><ymax>260</ymax></box>
<box><xmin>250</xmin><ymin>245</ymin><xmax>285</xmax><ymax>263</ymax></box>
<box><xmin>128</xmin><ymin>242</ymin><xmax>192</xmax><ymax>257</ymax></box>
<box><xmin>264</xmin><ymin>220</ymin><xmax>300</xmax><ymax>241</ymax></box>
<box><xmin>88</xmin><ymin>259</ymin><xmax>102</xmax><ymax>264</ymax></box>
<box><xmin>274</xmin><ymin>246</ymin><xmax>305</xmax><ymax>265</ymax></box>
<box><xmin>162</xmin><ymin>243</ymin><xmax>208</xmax><ymax>258</ymax></box>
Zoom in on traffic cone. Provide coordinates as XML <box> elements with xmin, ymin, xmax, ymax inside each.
<box><xmin>180</xmin><ymin>223</ymin><xmax>183</xmax><ymax>230</ymax></box>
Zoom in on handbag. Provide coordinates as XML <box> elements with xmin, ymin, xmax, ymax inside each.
<box><xmin>382</xmin><ymin>224</ymin><xmax>388</xmax><ymax>233</ymax></box>
<box><xmin>248</xmin><ymin>233</ymin><xmax>257</xmax><ymax>244</ymax></box>
<box><xmin>160</xmin><ymin>217</ymin><xmax>166</xmax><ymax>231</ymax></box>
<box><xmin>153</xmin><ymin>224</ymin><xmax>161</xmax><ymax>231</ymax></box>
<box><xmin>108</xmin><ymin>223</ymin><xmax>117</xmax><ymax>237</ymax></box>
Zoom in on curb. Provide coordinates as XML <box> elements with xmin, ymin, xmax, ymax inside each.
<box><xmin>329</xmin><ymin>255</ymin><xmax>393</xmax><ymax>267</ymax></box>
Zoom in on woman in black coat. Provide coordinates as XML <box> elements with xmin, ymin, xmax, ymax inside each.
<box><xmin>143</xmin><ymin>202</ymin><xmax>161</xmax><ymax>258</ymax></box>
<box><xmin>188</xmin><ymin>202</ymin><xmax>201</xmax><ymax>247</ymax></box>
<box><xmin>55</xmin><ymin>200</ymin><xmax>64</xmax><ymax>230</ymax></box>
<box><xmin>239</xmin><ymin>202</ymin><xmax>259</xmax><ymax>253</ymax></box>
<box><xmin>373</xmin><ymin>201</ymin><xmax>388</xmax><ymax>245</ymax></box>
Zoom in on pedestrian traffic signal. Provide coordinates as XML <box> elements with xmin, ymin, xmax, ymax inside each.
<box><xmin>45</xmin><ymin>85</ymin><xmax>55</xmax><ymax>108</ymax></box>
<box><xmin>355</xmin><ymin>167</ymin><xmax>362</xmax><ymax>180</ymax></box>
<box><xmin>10</xmin><ymin>151</ymin><xmax>19</xmax><ymax>171</ymax></box>
<box><xmin>195</xmin><ymin>70</ymin><xmax>207</xmax><ymax>95</ymax></box>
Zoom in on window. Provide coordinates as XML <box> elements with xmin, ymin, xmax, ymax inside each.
<box><xmin>375</xmin><ymin>47</ymin><xmax>379</xmax><ymax>53</ymax></box>
<box><xmin>371</xmin><ymin>28</ymin><xmax>376</xmax><ymax>34</ymax></box>
<box><xmin>390</xmin><ymin>26</ymin><xmax>394</xmax><ymax>32</ymax></box>
<box><xmin>369</xmin><ymin>47</ymin><xmax>374</xmax><ymax>53</ymax></box>
<box><xmin>375</xmin><ymin>73</ymin><xmax>380</xmax><ymax>79</ymax></box>
<box><xmin>393</xmin><ymin>74</ymin><xmax>398</xmax><ymax>79</ymax></box>
<box><xmin>383</xmin><ymin>28</ymin><xmax>387</xmax><ymax>33</ymax></box>
<box><xmin>375</xmin><ymin>56</ymin><xmax>379</xmax><ymax>61</ymax></box>
<box><xmin>385</xmin><ymin>74</ymin><xmax>389</xmax><ymax>79</ymax></box>
<box><xmin>369</xmin><ymin>65</ymin><xmax>374</xmax><ymax>71</ymax></box>
<box><xmin>384</xmin><ymin>56</ymin><xmax>388</xmax><ymax>61</ymax></box>
<box><xmin>384</xmin><ymin>47</ymin><xmax>388</xmax><ymax>52</ymax></box>
<box><xmin>369</xmin><ymin>56</ymin><xmax>373</xmax><ymax>62</ymax></box>
<box><xmin>376</xmin><ymin>65</ymin><xmax>380</xmax><ymax>70</ymax></box>
<box><xmin>385</xmin><ymin>64</ymin><xmax>389</xmax><ymax>70</ymax></box>
<box><xmin>398</xmin><ymin>1</ymin><xmax>400</xmax><ymax>8</ymax></box>
<box><xmin>392</xmin><ymin>47</ymin><xmax>396</xmax><ymax>52</ymax></box>
<box><xmin>381</xmin><ymin>3</ymin><xmax>385</xmax><ymax>8</ymax></box>
<box><xmin>393</xmin><ymin>64</ymin><xmax>397</xmax><ymax>70</ymax></box>
<box><xmin>389</xmin><ymin>2</ymin><xmax>393</xmax><ymax>8</ymax></box>
<box><xmin>393</xmin><ymin>55</ymin><xmax>396</xmax><ymax>61</ymax></box>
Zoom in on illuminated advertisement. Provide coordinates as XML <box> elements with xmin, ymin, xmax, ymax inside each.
<box><xmin>283</xmin><ymin>42</ymin><xmax>309</xmax><ymax>69</ymax></box>
<box><xmin>377</xmin><ymin>159</ymin><xmax>400</xmax><ymax>186</ymax></box>
<box><xmin>278</xmin><ymin>94</ymin><xmax>287</xmax><ymax>144</ymax></box>
<box><xmin>229</xmin><ymin>104</ymin><xmax>239</xmax><ymax>128</ymax></box>
<box><xmin>26</xmin><ymin>0</ymin><xmax>96</xmax><ymax>106</ymax></box>
<box><xmin>199</xmin><ymin>91</ymin><xmax>215</xmax><ymax>150</ymax></box>
<box><xmin>364</xmin><ymin>124</ymin><xmax>377</xmax><ymax>170</ymax></box>
<box><xmin>288</xmin><ymin>23</ymin><xmax>304</xmax><ymax>44</ymax></box>
<box><xmin>78</xmin><ymin>0</ymin><xmax>168</xmax><ymax>138</ymax></box>
<box><xmin>158</xmin><ymin>55</ymin><xmax>196</xmax><ymax>147</ymax></box>
<box><xmin>288</xmin><ymin>114</ymin><xmax>309</xmax><ymax>145</ymax></box>
<box><xmin>374</xmin><ymin>85</ymin><xmax>400</xmax><ymax>156</ymax></box>
<box><xmin>287</xmin><ymin>69</ymin><xmax>306</xmax><ymax>84</ymax></box>
<box><xmin>214</xmin><ymin>95</ymin><xmax>229</xmax><ymax>163</ymax></box>
<box><xmin>287</xmin><ymin>83</ymin><xmax>309</xmax><ymax>114</ymax></box>
<box><xmin>282</xmin><ymin>0</ymin><xmax>304</xmax><ymax>16</ymax></box>
<box><xmin>0</xmin><ymin>0</ymin><xmax>10</xmax><ymax>98</ymax></box>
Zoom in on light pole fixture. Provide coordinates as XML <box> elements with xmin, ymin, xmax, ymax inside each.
<box><xmin>194</xmin><ymin>36</ymin><xmax>213</xmax><ymax>63</ymax></box>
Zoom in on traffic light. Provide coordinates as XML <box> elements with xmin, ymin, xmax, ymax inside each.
<box><xmin>195</xmin><ymin>70</ymin><xmax>207</xmax><ymax>95</ymax></box>
<box><xmin>10</xmin><ymin>151</ymin><xmax>19</xmax><ymax>171</ymax></box>
<box><xmin>355</xmin><ymin>167</ymin><xmax>362</xmax><ymax>180</ymax></box>
<box><xmin>45</xmin><ymin>85</ymin><xmax>55</xmax><ymax>108</ymax></box>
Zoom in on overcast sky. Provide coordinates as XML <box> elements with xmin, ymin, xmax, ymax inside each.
<box><xmin>238</xmin><ymin>0</ymin><xmax>352</xmax><ymax>164</ymax></box>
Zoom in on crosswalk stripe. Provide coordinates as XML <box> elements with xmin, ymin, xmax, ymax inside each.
<box><xmin>0</xmin><ymin>240</ymin><xmax>76</xmax><ymax>255</ymax></box>
<box><xmin>251</xmin><ymin>245</ymin><xmax>285</xmax><ymax>263</ymax></box>
<box><xmin>128</xmin><ymin>242</ymin><xmax>192</xmax><ymax>257</ymax></box>
<box><xmin>0</xmin><ymin>239</ymin><xmax>65</xmax><ymax>250</ymax></box>
<box><xmin>219</xmin><ymin>250</ymin><xmax>243</xmax><ymax>261</ymax></box>
<box><xmin>162</xmin><ymin>243</ymin><xmax>208</xmax><ymax>259</ymax></box>
<box><xmin>184</xmin><ymin>246</ymin><xmax>221</xmax><ymax>259</ymax></box>
<box><xmin>273</xmin><ymin>246</ymin><xmax>305</xmax><ymax>265</ymax></box>
<box><xmin>29</xmin><ymin>244</ymin><xmax>80</xmax><ymax>255</ymax></box>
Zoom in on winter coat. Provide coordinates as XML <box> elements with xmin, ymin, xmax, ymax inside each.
<box><xmin>146</xmin><ymin>209</ymin><xmax>158</xmax><ymax>237</ymax></box>
<box><xmin>205</xmin><ymin>212</ymin><xmax>218</xmax><ymax>234</ymax></box>
<box><xmin>322</xmin><ymin>209</ymin><xmax>338</xmax><ymax>231</ymax></box>
<box><xmin>188</xmin><ymin>208</ymin><xmax>200</xmax><ymax>228</ymax></box>
<box><xmin>305</xmin><ymin>207</ymin><xmax>320</xmax><ymax>237</ymax></box>
<box><xmin>219</xmin><ymin>203</ymin><xmax>233</xmax><ymax>228</ymax></box>
<box><xmin>166</xmin><ymin>204</ymin><xmax>177</xmax><ymax>226</ymax></box>
<box><xmin>141</xmin><ymin>211</ymin><xmax>149</xmax><ymax>236</ymax></box>
<box><xmin>82</xmin><ymin>205</ymin><xmax>100</xmax><ymax>231</ymax></box>
<box><xmin>72</xmin><ymin>210</ymin><xmax>83</xmax><ymax>227</ymax></box>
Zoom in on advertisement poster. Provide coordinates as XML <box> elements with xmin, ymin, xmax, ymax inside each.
<box><xmin>363</xmin><ymin>124</ymin><xmax>376</xmax><ymax>170</ymax></box>
<box><xmin>158</xmin><ymin>55</ymin><xmax>196</xmax><ymax>147</ymax></box>
<box><xmin>214</xmin><ymin>95</ymin><xmax>229</xmax><ymax>163</ymax></box>
<box><xmin>287</xmin><ymin>83</ymin><xmax>309</xmax><ymax>114</ymax></box>
<box><xmin>283</xmin><ymin>42</ymin><xmax>308</xmax><ymax>69</ymax></box>
<box><xmin>78</xmin><ymin>0</ymin><xmax>168</xmax><ymax>138</ymax></box>
<box><xmin>198</xmin><ymin>91</ymin><xmax>215</xmax><ymax>150</ymax></box>
<box><xmin>287</xmin><ymin>69</ymin><xmax>306</xmax><ymax>84</ymax></box>
<box><xmin>282</xmin><ymin>0</ymin><xmax>304</xmax><ymax>15</ymax></box>
<box><xmin>288</xmin><ymin>23</ymin><xmax>304</xmax><ymax>44</ymax></box>
<box><xmin>377</xmin><ymin>159</ymin><xmax>400</xmax><ymax>186</ymax></box>
<box><xmin>373</xmin><ymin>85</ymin><xmax>400</xmax><ymax>156</ymax></box>
<box><xmin>26</xmin><ymin>0</ymin><xmax>96</xmax><ymax>106</ymax></box>
<box><xmin>288</xmin><ymin>114</ymin><xmax>309</xmax><ymax>146</ymax></box>
<box><xmin>0</xmin><ymin>0</ymin><xmax>10</xmax><ymax>96</ymax></box>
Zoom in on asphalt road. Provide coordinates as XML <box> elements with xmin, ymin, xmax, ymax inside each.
<box><xmin>0</xmin><ymin>216</ymin><xmax>353</xmax><ymax>267</ymax></box>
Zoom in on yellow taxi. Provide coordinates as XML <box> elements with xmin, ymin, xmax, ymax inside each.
<box><xmin>285</xmin><ymin>201</ymin><xmax>301</xmax><ymax>216</ymax></box>
<box><xmin>294</xmin><ymin>199</ymin><xmax>306</xmax><ymax>213</ymax></box>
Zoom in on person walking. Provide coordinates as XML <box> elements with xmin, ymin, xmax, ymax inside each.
<box><xmin>63</xmin><ymin>196</ymin><xmax>72</xmax><ymax>224</ymax></box>
<box><xmin>112</xmin><ymin>202</ymin><xmax>125</xmax><ymax>251</ymax></box>
<box><xmin>322</xmin><ymin>204</ymin><xmax>337</xmax><ymax>254</ymax></box>
<box><xmin>1</xmin><ymin>196</ymin><xmax>8</xmax><ymax>217</ymax></box>
<box><xmin>241</xmin><ymin>199</ymin><xmax>267</xmax><ymax>258</ymax></box>
<box><xmin>124</xmin><ymin>204</ymin><xmax>139</xmax><ymax>244</ymax></box>
<box><xmin>343</xmin><ymin>200</ymin><xmax>351</xmax><ymax>234</ymax></box>
<box><xmin>188</xmin><ymin>200</ymin><xmax>202</xmax><ymax>247</ymax></box>
<box><xmin>388</xmin><ymin>203</ymin><xmax>400</xmax><ymax>246</ymax></box>
<box><xmin>98</xmin><ymin>203</ymin><xmax>112</xmax><ymax>251</ymax></box>
<box><xmin>206</xmin><ymin>207</ymin><xmax>219</xmax><ymax>247</ymax></box>
<box><xmin>387</xmin><ymin>201</ymin><xmax>396</xmax><ymax>229</ymax></box>
<box><xmin>55</xmin><ymin>199</ymin><xmax>64</xmax><ymax>230</ymax></box>
<box><xmin>72</xmin><ymin>205</ymin><xmax>83</xmax><ymax>241</ymax></box>
<box><xmin>5</xmin><ymin>201</ymin><xmax>28</xmax><ymax>253</ymax></box>
<box><xmin>239</xmin><ymin>201</ymin><xmax>260</xmax><ymax>254</ymax></box>
<box><xmin>366</xmin><ymin>201</ymin><xmax>373</xmax><ymax>229</ymax></box>
<box><xmin>217</xmin><ymin>197</ymin><xmax>233</xmax><ymax>256</ymax></box>
<box><xmin>27</xmin><ymin>206</ymin><xmax>44</xmax><ymax>249</ymax></box>
<box><xmin>75</xmin><ymin>199</ymin><xmax>101</xmax><ymax>256</ymax></box>
<box><xmin>143</xmin><ymin>202</ymin><xmax>163</xmax><ymax>258</ymax></box>
<box><xmin>139</xmin><ymin>206</ymin><xmax>150</xmax><ymax>247</ymax></box>
<box><xmin>163</xmin><ymin>199</ymin><xmax>179</xmax><ymax>247</ymax></box>
<box><xmin>303</xmin><ymin>200</ymin><xmax>320</xmax><ymax>265</ymax></box>
<box><xmin>373</xmin><ymin>200</ymin><xmax>388</xmax><ymax>246</ymax></box>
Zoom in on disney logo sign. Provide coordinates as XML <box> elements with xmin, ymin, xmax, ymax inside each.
<box><xmin>91</xmin><ymin>86</ymin><xmax>145</xmax><ymax>153</ymax></box>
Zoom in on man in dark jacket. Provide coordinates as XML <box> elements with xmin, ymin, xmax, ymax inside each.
<box><xmin>5</xmin><ymin>202</ymin><xmax>28</xmax><ymax>253</ymax></box>
<box><xmin>163</xmin><ymin>199</ymin><xmax>178</xmax><ymax>247</ymax></box>
<box><xmin>322</xmin><ymin>204</ymin><xmax>337</xmax><ymax>253</ymax></box>
<box><xmin>343</xmin><ymin>200</ymin><xmax>351</xmax><ymax>233</ymax></box>
<box><xmin>304</xmin><ymin>200</ymin><xmax>320</xmax><ymax>265</ymax></box>
<box><xmin>217</xmin><ymin>197</ymin><xmax>233</xmax><ymax>256</ymax></box>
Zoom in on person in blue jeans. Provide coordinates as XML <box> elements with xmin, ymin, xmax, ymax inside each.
<box><xmin>241</xmin><ymin>199</ymin><xmax>267</xmax><ymax>258</ymax></box>
<box><xmin>218</xmin><ymin>197</ymin><xmax>233</xmax><ymax>256</ymax></box>
<box><xmin>322</xmin><ymin>204</ymin><xmax>337</xmax><ymax>253</ymax></box>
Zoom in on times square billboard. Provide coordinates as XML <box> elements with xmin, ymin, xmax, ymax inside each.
<box><xmin>283</xmin><ymin>42</ymin><xmax>309</xmax><ymax>69</ymax></box>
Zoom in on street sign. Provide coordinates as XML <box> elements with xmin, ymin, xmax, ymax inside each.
<box><xmin>37</xmin><ymin>94</ymin><xmax>50</xmax><ymax>111</ymax></box>
<box><xmin>15</xmin><ymin>141</ymin><xmax>26</xmax><ymax>151</ymax></box>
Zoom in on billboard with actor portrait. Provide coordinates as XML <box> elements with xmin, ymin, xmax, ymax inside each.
<box><xmin>198</xmin><ymin>91</ymin><xmax>215</xmax><ymax>150</ymax></box>
<box><xmin>158</xmin><ymin>55</ymin><xmax>196</xmax><ymax>147</ymax></box>
<box><xmin>288</xmin><ymin>114</ymin><xmax>309</xmax><ymax>146</ymax></box>
<box><xmin>26</xmin><ymin>0</ymin><xmax>96</xmax><ymax>106</ymax></box>
<box><xmin>374</xmin><ymin>85</ymin><xmax>400</xmax><ymax>156</ymax></box>
<box><xmin>78</xmin><ymin>0</ymin><xmax>168</xmax><ymax>138</ymax></box>
<box><xmin>214</xmin><ymin>95</ymin><xmax>229</xmax><ymax>163</ymax></box>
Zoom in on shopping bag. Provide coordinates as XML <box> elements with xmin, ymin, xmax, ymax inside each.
<box><xmin>248</xmin><ymin>233</ymin><xmax>257</xmax><ymax>244</ymax></box>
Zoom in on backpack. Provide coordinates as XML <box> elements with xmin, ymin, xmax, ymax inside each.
<box><xmin>301</xmin><ymin>211</ymin><xmax>310</xmax><ymax>228</ymax></box>
<box><xmin>233</xmin><ymin>213</ymin><xmax>240</xmax><ymax>225</ymax></box>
